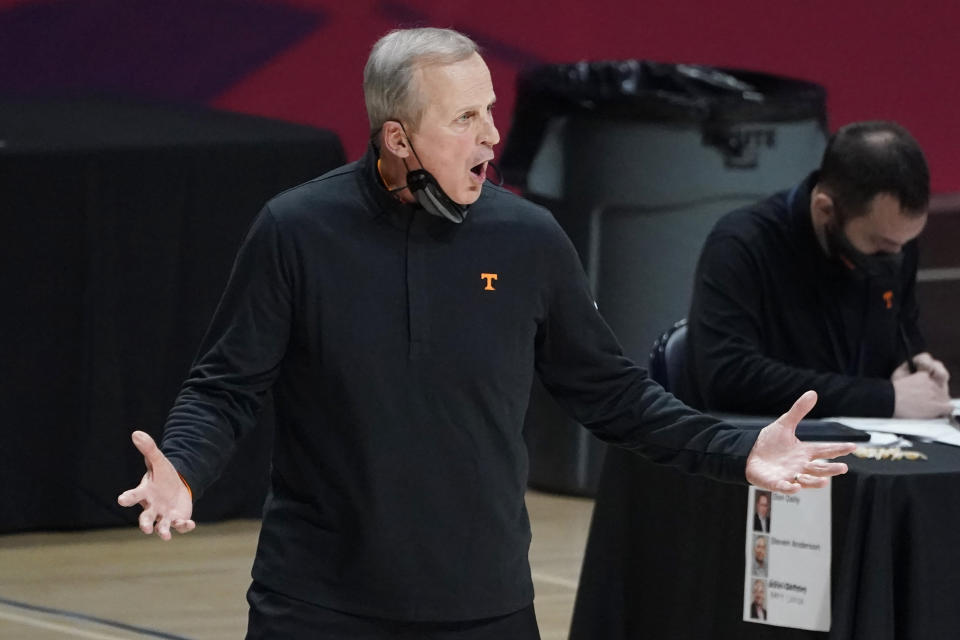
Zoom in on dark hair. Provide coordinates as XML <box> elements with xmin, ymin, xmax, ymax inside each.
<box><xmin>818</xmin><ymin>121</ymin><xmax>929</xmax><ymax>220</ymax></box>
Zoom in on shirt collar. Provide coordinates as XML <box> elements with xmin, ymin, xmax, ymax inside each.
<box><xmin>789</xmin><ymin>171</ymin><xmax>830</xmax><ymax>266</ymax></box>
<box><xmin>356</xmin><ymin>142</ymin><xmax>419</xmax><ymax>223</ymax></box>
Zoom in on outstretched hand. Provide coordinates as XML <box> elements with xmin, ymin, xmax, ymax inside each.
<box><xmin>117</xmin><ymin>430</ymin><xmax>196</xmax><ymax>540</ymax></box>
<box><xmin>745</xmin><ymin>391</ymin><xmax>857</xmax><ymax>494</ymax></box>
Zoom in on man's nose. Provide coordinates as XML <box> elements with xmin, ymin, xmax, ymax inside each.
<box><xmin>480</xmin><ymin>113</ymin><xmax>500</xmax><ymax>147</ymax></box>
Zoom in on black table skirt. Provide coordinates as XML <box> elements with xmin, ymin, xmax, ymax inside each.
<box><xmin>1</xmin><ymin>97</ymin><xmax>345</xmax><ymax>533</ymax></box>
<box><xmin>570</xmin><ymin>442</ymin><xmax>960</xmax><ymax>640</ymax></box>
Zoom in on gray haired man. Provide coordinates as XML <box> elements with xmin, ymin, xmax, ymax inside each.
<box><xmin>119</xmin><ymin>27</ymin><xmax>855</xmax><ymax>639</ymax></box>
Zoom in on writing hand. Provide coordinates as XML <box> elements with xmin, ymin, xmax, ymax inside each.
<box><xmin>893</xmin><ymin>371</ymin><xmax>952</xmax><ymax>419</ymax></box>
<box><xmin>911</xmin><ymin>352</ymin><xmax>950</xmax><ymax>390</ymax></box>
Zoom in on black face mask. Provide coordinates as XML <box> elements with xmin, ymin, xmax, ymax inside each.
<box><xmin>393</xmin><ymin>121</ymin><xmax>468</xmax><ymax>224</ymax></box>
<box><xmin>402</xmin><ymin>159</ymin><xmax>469</xmax><ymax>224</ymax></box>
<box><xmin>825</xmin><ymin>221</ymin><xmax>903</xmax><ymax>280</ymax></box>
<box><xmin>375</xmin><ymin>121</ymin><xmax>501</xmax><ymax>224</ymax></box>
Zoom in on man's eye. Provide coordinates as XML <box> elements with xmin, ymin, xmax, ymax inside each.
<box><xmin>457</xmin><ymin>112</ymin><xmax>473</xmax><ymax>122</ymax></box>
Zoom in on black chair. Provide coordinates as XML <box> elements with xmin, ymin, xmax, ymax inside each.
<box><xmin>648</xmin><ymin>322</ymin><xmax>868</xmax><ymax>442</ymax></box>
<box><xmin>648</xmin><ymin>319</ymin><xmax>689</xmax><ymax>398</ymax></box>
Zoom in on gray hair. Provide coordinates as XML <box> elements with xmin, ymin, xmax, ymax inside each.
<box><xmin>363</xmin><ymin>28</ymin><xmax>478</xmax><ymax>135</ymax></box>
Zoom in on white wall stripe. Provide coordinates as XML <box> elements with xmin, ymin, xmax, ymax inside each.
<box><xmin>918</xmin><ymin>267</ymin><xmax>960</xmax><ymax>282</ymax></box>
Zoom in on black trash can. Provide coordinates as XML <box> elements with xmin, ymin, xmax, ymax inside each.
<box><xmin>503</xmin><ymin>61</ymin><xmax>828</xmax><ymax>496</ymax></box>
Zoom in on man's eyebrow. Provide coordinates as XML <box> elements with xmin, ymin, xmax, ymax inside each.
<box><xmin>460</xmin><ymin>97</ymin><xmax>497</xmax><ymax>110</ymax></box>
<box><xmin>452</xmin><ymin>99</ymin><xmax>498</xmax><ymax>118</ymax></box>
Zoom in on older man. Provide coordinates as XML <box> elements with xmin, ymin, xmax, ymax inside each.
<box><xmin>752</xmin><ymin>535</ymin><xmax>769</xmax><ymax>577</ymax></box>
<box><xmin>119</xmin><ymin>28</ymin><xmax>854</xmax><ymax>639</ymax></box>
<box><xmin>751</xmin><ymin>579</ymin><xmax>768</xmax><ymax>620</ymax></box>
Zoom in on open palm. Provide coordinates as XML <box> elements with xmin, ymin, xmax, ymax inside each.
<box><xmin>745</xmin><ymin>391</ymin><xmax>858</xmax><ymax>493</ymax></box>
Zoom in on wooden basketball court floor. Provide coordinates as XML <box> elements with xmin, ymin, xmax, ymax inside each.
<box><xmin>0</xmin><ymin>490</ymin><xmax>594</xmax><ymax>640</ymax></box>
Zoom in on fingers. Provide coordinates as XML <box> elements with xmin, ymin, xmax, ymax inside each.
<box><xmin>890</xmin><ymin>360</ymin><xmax>912</xmax><ymax>381</ymax></box>
<box><xmin>793</xmin><ymin>473</ymin><xmax>830</xmax><ymax>488</ymax></box>
<box><xmin>117</xmin><ymin>471</ymin><xmax>150</xmax><ymax>507</ymax></box>
<box><xmin>157</xmin><ymin>516</ymin><xmax>196</xmax><ymax>539</ymax></box>
<box><xmin>926</xmin><ymin>360</ymin><xmax>949</xmax><ymax>383</ymax></box>
<box><xmin>931</xmin><ymin>366</ymin><xmax>949</xmax><ymax>388</ymax></box>
<box><xmin>769</xmin><ymin>470</ymin><xmax>833</xmax><ymax>494</ymax></box>
<box><xmin>774</xmin><ymin>479</ymin><xmax>800</xmax><ymax>495</ymax></box>
<box><xmin>117</xmin><ymin>488</ymin><xmax>144</xmax><ymax>507</ymax></box>
<box><xmin>805</xmin><ymin>442</ymin><xmax>858</xmax><ymax>462</ymax></box>
<box><xmin>914</xmin><ymin>353</ymin><xmax>950</xmax><ymax>386</ymax></box>
<box><xmin>802</xmin><ymin>460</ymin><xmax>849</xmax><ymax>478</ymax></box>
<box><xmin>172</xmin><ymin>519</ymin><xmax>196</xmax><ymax>534</ymax></box>
<box><xmin>131</xmin><ymin>430</ymin><xmax>167</xmax><ymax>467</ymax></box>
<box><xmin>771</xmin><ymin>460</ymin><xmax>848</xmax><ymax>494</ymax></box>
<box><xmin>802</xmin><ymin>459</ymin><xmax>847</xmax><ymax>475</ymax></box>
<box><xmin>139</xmin><ymin>507</ymin><xmax>158</xmax><ymax>535</ymax></box>
<box><xmin>777</xmin><ymin>390</ymin><xmax>818</xmax><ymax>429</ymax></box>
<box><xmin>138</xmin><ymin>510</ymin><xmax>195</xmax><ymax>539</ymax></box>
<box><xmin>156</xmin><ymin>519</ymin><xmax>171</xmax><ymax>541</ymax></box>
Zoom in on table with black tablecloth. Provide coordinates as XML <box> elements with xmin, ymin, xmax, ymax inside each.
<box><xmin>570</xmin><ymin>440</ymin><xmax>960</xmax><ymax>640</ymax></box>
<box><xmin>0</xmin><ymin>97</ymin><xmax>345</xmax><ymax>533</ymax></box>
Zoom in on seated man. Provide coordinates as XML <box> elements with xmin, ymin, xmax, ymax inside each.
<box><xmin>686</xmin><ymin>121</ymin><xmax>951</xmax><ymax>418</ymax></box>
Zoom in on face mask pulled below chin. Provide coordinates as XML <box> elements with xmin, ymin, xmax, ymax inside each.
<box><xmin>406</xmin><ymin>168</ymin><xmax>469</xmax><ymax>224</ymax></box>
<box><xmin>389</xmin><ymin>121</ymin><xmax>470</xmax><ymax>224</ymax></box>
<box><xmin>826</xmin><ymin>223</ymin><xmax>904</xmax><ymax>280</ymax></box>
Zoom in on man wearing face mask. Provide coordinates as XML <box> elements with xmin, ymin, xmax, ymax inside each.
<box><xmin>117</xmin><ymin>28</ymin><xmax>858</xmax><ymax>639</ymax></box>
<box><xmin>686</xmin><ymin>121</ymin><xmax>951</xmax><ymax>419</ymax></box>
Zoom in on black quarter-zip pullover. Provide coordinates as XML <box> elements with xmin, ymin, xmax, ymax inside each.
<box><xmin>162</xmin><ymin>147</ymin><xmax>756</xmax><ymax>621</ymax></box>
<box><xmin>686</xmin><ymin>172</ymin><xmax>923</xmax><ymax>418</ymax></box>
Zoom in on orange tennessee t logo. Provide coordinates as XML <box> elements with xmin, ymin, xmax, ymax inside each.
<box><xmin>481</xmin><ymin>273</ymin><xmax>498</xmax><ymax>291</ymax></box>
<box><xmin>883</xmin><ymin>290</ymin><xmax>894</xmax><ymax>309</ymax></box>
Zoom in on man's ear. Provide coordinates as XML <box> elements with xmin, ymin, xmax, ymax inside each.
<box><xmin>810</xmin><ymin>187</ymin><xmax>837</xmax><ymax>227</ymax></box>
<box><xmin>381</xmin><ymin>121</ymin><xmax>411</xmax><ymax>159</ymax></box>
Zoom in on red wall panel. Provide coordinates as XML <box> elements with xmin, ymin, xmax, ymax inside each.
<box><xmin>3</xmin><ymin>0</ymin><xmax>957</xmax><ymax>191</ymax></box>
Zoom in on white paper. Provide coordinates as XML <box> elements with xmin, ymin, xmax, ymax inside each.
<box><xmin>866</xmin><ymin>431</ymin><xmax>907</xmax><ymax>446</ymax></box>
<box><xmin>744</xmin><ymin>484</ymin><xmax>831</xmax><ymax>631</ymax></box>
<box><xmin>829</xmin><ymin>416</ymin><xmax>960</xmax><ymax>447</ymax></box>
<box><xmin>827</xmin><ymin>398</ymin><xmax>960</xmax><ymax>447</ymax></box>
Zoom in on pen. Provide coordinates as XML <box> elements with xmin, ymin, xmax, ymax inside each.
<box><xmin>899</xmin><ymin>324</ymin><xmax>917</xmax><ymax>374</ymax></box>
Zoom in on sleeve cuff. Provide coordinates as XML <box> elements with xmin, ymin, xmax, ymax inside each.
<box><xmin>177</xmin><ymin>472</ymin><xmax>194</xmax><ymax>501</ymax></box>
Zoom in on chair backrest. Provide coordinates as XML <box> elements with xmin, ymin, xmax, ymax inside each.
<box><xmin>649</xmin><ymin>319</ymin><xmax>689</xmax><ymax>396</ymax></box>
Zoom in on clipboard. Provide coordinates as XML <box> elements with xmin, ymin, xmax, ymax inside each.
<box><xmin>717</xmin><ymin>416</ymin><xmax>871</xmax><ymax>442</ymax></box>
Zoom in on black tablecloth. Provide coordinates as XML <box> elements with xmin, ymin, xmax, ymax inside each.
<box><xmin>0</xmin><ymin>97</ymin><xmax>345</xmax><ymax>533</ymax></box>
<box><xmin>570</xmin><ymin>441</ymin><xmax>960</xmax><ymax>640</ymax></box>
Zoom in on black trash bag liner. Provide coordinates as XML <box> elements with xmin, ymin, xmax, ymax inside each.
<box><xmin>500</xmin><ymin>60</ymin><xmax>826</xmax><ymax>187</ymax></box>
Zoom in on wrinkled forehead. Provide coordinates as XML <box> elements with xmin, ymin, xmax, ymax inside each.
<box><xmin>412</xmin><ymin>53</ymin><xmax>493</xmax><ymax>117</ymax></box>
